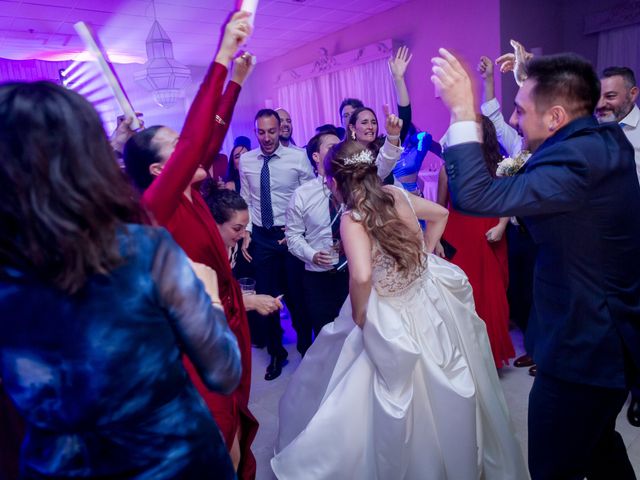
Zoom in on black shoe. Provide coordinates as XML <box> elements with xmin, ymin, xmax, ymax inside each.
<box><xmin>627</xmin><ymin>397</ymin><xmax>640</xmax><ymax>427</ymax></box>
<box><xmin>264</xmin><ymin>353</ymin><xmax>288</xmax><ymax>381</ymax></box>
<box><xmin>528</xmin><ymin>365</ymin><xmax>537</xmax><ymax>377</ymax></box>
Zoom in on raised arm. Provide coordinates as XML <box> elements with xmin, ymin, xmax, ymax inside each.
<box><xmin>152</xmin><ymin>230</ymin><xmax>241</xmax><ymax>394</ymax></box>
<box><xmin>143</xmin><ymin>12</ymin><xmax>249</xmax><ymax>224</ymax></box>
<box><xmin>389</xmin><ymin>46</ymin><xmax>413</xmax><ymax>142</ymax></box>
<box><xmin>478</xmin><ymin>55</ymin><xmax>523</xmax><ymax>157</ymax></box>
<box><xmin>341</xmin><ymin>215</ymin><xmax>373</xmax><ymax>328</ymax></box>
<box><xmin>376</xmin><ymin>106</ymin><xmax>404</xmax><ymax>178</ymax></box>
<box><xmin>202</xmin><ymin>53</ymin><xmax>255</xmax><ymax>171</ymax></box>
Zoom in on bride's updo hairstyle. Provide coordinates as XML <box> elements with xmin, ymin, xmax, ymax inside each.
<box><xmin>324</xmin><ymin>141</ymin><xmax>424</xmax><ymax>273</ymax></box>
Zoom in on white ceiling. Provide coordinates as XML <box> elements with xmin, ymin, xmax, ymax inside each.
<box><xmin>0</xmin><ymin>0</ymin><xmax>411</xmax><ymax>65</ymax></box>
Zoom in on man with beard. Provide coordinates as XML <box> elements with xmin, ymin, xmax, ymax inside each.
<box><xmin>432</xmin><ymin>50</ymin><xmax>640</xmax><ymax>479</ymax></box>
<box><xmin>239</xmin><ymin>109</ymin><xmax>315</xmax><ymax>380</ymax></box>
<box><xmin>595</xmin><ymin>66</ymin><xmax>640</xmax><ymax>182</ymax></box>
<box><xmin>596</xmin><ymin>66</ymin><xmax>640</xmax><ymax>427</ymax></box>
<box><xmin>275</xmin><ymin>108</ymin><xmax>302</xmax><ymax>149</ymax></box>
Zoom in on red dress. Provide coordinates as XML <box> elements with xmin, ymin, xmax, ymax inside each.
<box><xmin>443</xmin><ymin>207</ymin><xmax>515</xmax><ymax>368</ymax></box>
<box><xmin>143</xmin><ymin>62</ymin><xmax>258</xmax><ymax>479</ymax></box>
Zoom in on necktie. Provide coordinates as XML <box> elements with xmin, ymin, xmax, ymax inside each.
<box><xmin>261</xmin><ymin>154</ymin><xmax>274</xmax><ymax>228</ymax></box>
<box><xmin>328</xmin><ymin>194</ymin><xmax>347</xmax><ymax>268</ymax></box>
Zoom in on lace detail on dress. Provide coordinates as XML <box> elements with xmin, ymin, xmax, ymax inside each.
<box><xmin>372</xmin><ymin>245</ymin><xmax>425</xmax><ymax>297</ymax></box>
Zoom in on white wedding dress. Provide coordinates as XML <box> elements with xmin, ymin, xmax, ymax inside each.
<box><xmin>271</xmin><ymin>195</ymin><xmax>529</xmax><ymax>480</ymax></box>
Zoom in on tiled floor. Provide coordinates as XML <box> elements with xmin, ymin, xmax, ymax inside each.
<box><xmin>248</xmin><ymin>321</ymin><xmax>640</xmax><ymax>479</ymax></box>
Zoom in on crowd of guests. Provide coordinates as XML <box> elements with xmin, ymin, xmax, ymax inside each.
<box><xmin>1</xmin><ymin>6</ymin><xmax>640</xmax><ymax>480</ymax></box>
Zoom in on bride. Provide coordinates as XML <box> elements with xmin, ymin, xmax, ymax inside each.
<box><xmin>271</xmin><ymin>140</ymin><xmax>528</xmax><ymax>479</ymax></box>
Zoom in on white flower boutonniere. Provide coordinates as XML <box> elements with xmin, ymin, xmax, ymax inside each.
<box><xmin>496</xmin><ymin>150</ymin><xmax>531</xmax><ymax>177</ymax></box>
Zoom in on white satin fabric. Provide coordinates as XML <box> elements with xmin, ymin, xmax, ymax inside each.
<box><xmin>271</xmin><ymin>254</ymin><xmax>528</xmax><ymax>480</ymax></box>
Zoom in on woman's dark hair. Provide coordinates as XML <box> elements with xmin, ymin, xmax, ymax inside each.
<box><xmin>324</xmin><ymin>141</ymin><xmax>424</xmax><ymax>274</ymax></box>
<box><xmin>0</xmin><ymin>81</ymin><xmax>143</xmax><ymax>293</ymax></box>
<box><xmin>205</xmin><ymin>188</ymin><xmax>248</xmax><ymax>224</ymax></box>
<box><xmin>122</xmin><ymin>125</ymin><xmax>163</xmax><ymax>192</ymax></box>
<box><xmin>480</xmin><ymin>115</ymin><xmax>503</xmax><ymax>178</ymax></box>
<box><xmin>224</xmin><ymin>144</ymin><xmax>245</xmax><ymax>190</ymax></box>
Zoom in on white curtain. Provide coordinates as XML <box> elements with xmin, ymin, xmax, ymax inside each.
<box><xmin>276</xmin><ymin>57</ymin><xmax>398</xmax><ymax>146</ymax></box>
<box><xmin>597</xmin><ymin>23</ymin><xmax>640</xmax><ymax>79</ymax></box>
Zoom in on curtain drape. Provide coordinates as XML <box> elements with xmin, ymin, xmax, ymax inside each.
<box><xmin>276</xmin><ymin>56</ymin><xmax>397</xmax><ymax>146</ymax></box>
<box><xmin>597</xmin><ymin>24</ymin><xmax>640</xmax><ymax>79</ymax></box>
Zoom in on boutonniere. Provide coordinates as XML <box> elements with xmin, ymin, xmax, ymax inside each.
<box><xmin>496</xmin><ymin>150</ymin><xmax>531</xmax><ymax>177</ymax></box>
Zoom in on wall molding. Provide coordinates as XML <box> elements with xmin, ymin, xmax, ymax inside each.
<box><xmin>274</xmin><ymin>39</ymin><xmax>393</xmax><ymax>87</ymax></box>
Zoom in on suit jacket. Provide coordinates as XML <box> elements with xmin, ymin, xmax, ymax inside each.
<box><xmin>444</xmin><ymin>116</ymin><xmax>640</xmax><ymax>388</ymax></box>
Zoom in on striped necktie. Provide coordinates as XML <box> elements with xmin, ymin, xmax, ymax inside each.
<box><xmin>260</xmin><ymin>154</ymin><xmax>274</xmax><ymax>228</ymax></box>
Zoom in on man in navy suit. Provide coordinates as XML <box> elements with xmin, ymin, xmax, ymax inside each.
<box><xmin>432</xmin><ymin>51</ymin><xmax>640</xmax><ymax>478</ymax></box>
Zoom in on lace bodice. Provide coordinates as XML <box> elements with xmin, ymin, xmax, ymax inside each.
<box><xmin>354</xmin><ymin>186</ymin><xmax>427</xmax><ymax>297</ymax></box>
<box><xmin>372</xmin><ymin>244</ymin><xmax>425</xmax><ymax>297</ymax></box>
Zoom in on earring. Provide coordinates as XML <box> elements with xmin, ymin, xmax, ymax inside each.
<box><xmin>351</xmin><ymin>131</ymin><xmax>356</xmax><ymax>140</ymax></box>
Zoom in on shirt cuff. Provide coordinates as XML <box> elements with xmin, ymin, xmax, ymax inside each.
<box><xmin>302</xmin><ymin>245</ymin><xmax>317</xmax><ymax>264</ymax></box>
<box><xmin>480</xmin><ymin>97</ymin><xmax>500</xmax><ymax>116</ymax></box>
<box><xmin>444</xmin><ymin>121</ymin><xmax>481</xmax><ymax>147</ymax></box>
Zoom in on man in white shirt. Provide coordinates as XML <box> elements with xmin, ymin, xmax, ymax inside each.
<box><xmin>595</xmin><ymin>66</ymin><xmax>640</xmax><ymax>183</ymax></box>
<box><xmin>285</xmin><ymin>125</ymin><xmax>403</xmax><ymax>342</ymax></box>
<box><xmin>239</xmin><ymin>109</ymin><xmax>316</xmax><ymax>380</ymax></box>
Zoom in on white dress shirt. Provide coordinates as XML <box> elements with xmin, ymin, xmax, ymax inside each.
<box><xmin>619</xmin><ymin>103</ymin><xmax>640</xmax><ymax>184</ymax></box>
<box><xmin>480</xmin><ymin>97</ymin><xmax>524</xmax><ymax>157</ymax></box>
<box><xmin>285</xmin><ymin>138</ymin><xmax>403</xmax><ymax>272</ymax></box>
<box><xmin>239</xmin><ymin>143</ymin><xmax>316</xmax><ymax>231</ymax></box>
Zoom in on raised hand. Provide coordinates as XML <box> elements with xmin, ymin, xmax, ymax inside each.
<box><xmin>389</xmin><ymin>46</ymin><xmax>413</xmax><ymax>79</ymax></box>
<box><xmin>231</xmin><ymin>51</ymin><xmax>256</xmax><ymax>86</ymax></box>
<box><xmin>431</xmin><ymin>48</ymin><xmax>476</xmax><ymax>123</ymax></box>
<box><xmin>495</xmin><ymin>39</ymin><xmax>533</xmax><ymax>86</ymax></box>
<box><xmin>383</xmin><ymin>104</ymin><xmax>403</xmax><ymax>141</ymax></box>
<box><xmin>477</xmin><ymin>56</ymin><xmax>494</xmax><ymax>80</ymax></box>
<box><xmin>110</xmin><ymin>113</ymin><xmax>143</xmax><ymax>153</ymax></box>
<box><xmin>216</xmin><ymin>11</ymin><xmax>252</xmax><ymax>65</ymax></box>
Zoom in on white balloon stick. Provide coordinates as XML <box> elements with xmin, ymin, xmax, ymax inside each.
<box><xmin>74</xmin><ymin>21</ymin><xmax>141</xmax><ymax>130</ymax></box>
<box><xmin>239</xmin><ymin>0</ymin><xmax>259</xmax><ymax>26</ymax></box>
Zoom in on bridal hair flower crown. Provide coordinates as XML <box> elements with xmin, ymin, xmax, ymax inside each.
<box><xmin>344</xmin><ymin>149</ymin><xmax>375</xmax><ymax>166</ymax></box>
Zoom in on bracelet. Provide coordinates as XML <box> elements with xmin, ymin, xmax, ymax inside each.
<box><xmin>211</xmin><ymin>300</ymin><xmax>223</xmax><ymax>308</ymax></box>
<box><xmin>386</xmin><ymin>134</ymin><xmax>400</xmax><ymax>142</ymax></box>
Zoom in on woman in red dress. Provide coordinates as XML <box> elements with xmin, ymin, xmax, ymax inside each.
<box><xmin>437</xmin><ymin>116</ymin><xmax>515</xmax><ymax>368</ymax></box>
<box><xmin>122</xmin><ymin>12</ymin><xmax>259</xmax><ymax>479</ymax></box>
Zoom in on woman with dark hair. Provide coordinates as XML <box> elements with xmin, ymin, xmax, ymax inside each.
<box><xmin>436</xmin><ymin>115</ymin><xmax>514</xmax><ymax>369</ymax></box>
<box><xmin>206</xmin><ymin>188</ymin><xmax>282</xmax><ymax>315</ymax></box>
<box><xmin>0</xmin><ymin>81</ymin><xmax>241</xmax><ymax>478</ymax></box>
<box><xmin>224</xmin><ymin>138</ymin><xmax>251</xmax><ymax>192</ymax></box>
<box><xmin>272</xmin><ymin>140</ymin><xmax>527</xmax><ymax>479</ymax></box>
<box><xmin>122</xmin><ymin>12</ymin><xmax>259</xmax><ymax>479</ymax></box>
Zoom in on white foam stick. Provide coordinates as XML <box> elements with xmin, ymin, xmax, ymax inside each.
<box><xmin>239</xmin><ymin>0</ymin><xmax>259</xmax><ymax>26</ymax></box>
<box><xmin>74</xmin><ymin>22</ymin><xmax>140</xmax><ymax>130</ymax></box>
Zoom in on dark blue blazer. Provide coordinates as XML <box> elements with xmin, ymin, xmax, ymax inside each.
<box><xmin>444</xmin><ymin>116</ymin><xmax>640</xmax><ymax>388</ymax></box>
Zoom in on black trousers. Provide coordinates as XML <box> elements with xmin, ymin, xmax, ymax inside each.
<box><xmin>303</xmin><ymin>269</ymin><xmax>349</xmax><ymax>341</ymax></box>
<box><xmin>528</xmin><ymin>372</ymin><xmax>635</xmax><ymax>480</ymax></box>
<box><xmin>506</xmin><ymin>223</ymin><xmax>536</xmax><ymax>351</ymax></box>
<box><xmin>251</xmin><ymin>225</ymin><xmax>307</xmax><ymax>358</ymax></box>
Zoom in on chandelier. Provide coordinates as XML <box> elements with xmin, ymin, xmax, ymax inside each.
<box><xmin>134</xmin><ymin>18</ymin><xmax>191</xmax><ymax>108</ymax></box>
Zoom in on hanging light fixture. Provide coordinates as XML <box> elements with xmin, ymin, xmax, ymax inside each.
<box><xmin>134</xmin><ymin>0</ymin><xmax>191</xmax><ymax>108</ymax></box>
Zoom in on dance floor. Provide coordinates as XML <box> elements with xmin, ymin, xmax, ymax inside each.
<box><xmin>248</xmin><ymin>315</ymin><xmax>640</xmax><ymax>479</ymax></box>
